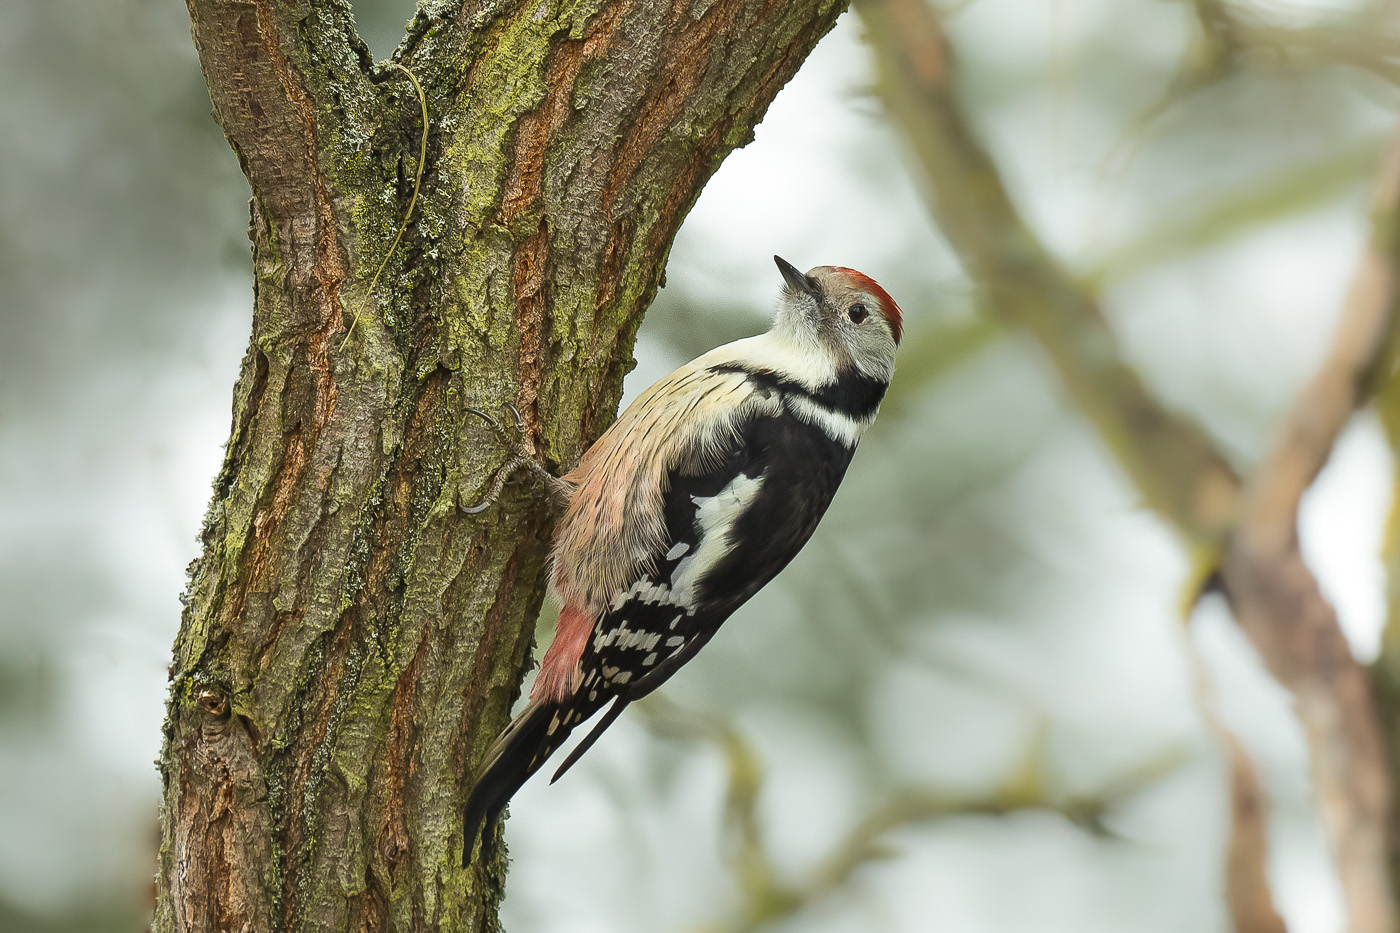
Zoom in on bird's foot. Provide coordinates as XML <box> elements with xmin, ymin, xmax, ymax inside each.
<box><xmin>461</xmin><ymin>404</ymin><xmax>572</xmax><ymax>514</ymax></box>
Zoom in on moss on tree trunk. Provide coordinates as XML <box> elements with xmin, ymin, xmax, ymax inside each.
<box><xmin>156</xmin><ymin>1</ymin><xmax>847</xmax><ymax>929</ymax></box>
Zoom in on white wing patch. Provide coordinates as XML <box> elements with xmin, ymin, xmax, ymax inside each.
<box><xmin>591</xmin><ymin>473</ymin><xmax>763</xmax><ymax>672</ymax></box>
<box><xmin>670</xmin><ymin>471</ymin><xmax>765</xmax><ymax>605</ymax></box>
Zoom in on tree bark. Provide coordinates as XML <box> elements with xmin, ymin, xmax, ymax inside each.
<box><xmin>155</xmin><ymin>2</ymin><xmax>847</xmax><ymax>930</ymax></box>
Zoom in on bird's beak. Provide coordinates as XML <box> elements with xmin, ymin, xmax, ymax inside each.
<box><xmin>774</xmin><ymin>255</ymin><xmax>820</xmax><ymax>297</ymax></box>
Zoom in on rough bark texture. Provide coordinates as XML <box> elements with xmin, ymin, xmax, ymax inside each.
<box><xmin>155</xmin><ymin>1</ymin><xmax>847</xmax><ymax>931</ymax></box>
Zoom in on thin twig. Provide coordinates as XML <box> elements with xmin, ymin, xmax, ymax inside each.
<box><xmin>640</xmin><ymin>697</ymin><xmax>1188</xmax><ymax>933</ymax></box>
<box><xmin>1189</xmin><ymin>613</ymin><xmax>1288</xmax><ymax>933</ymax></box>
<box><xmin>340</xmin><ymin>62</ymin><xmax>429</xmax><ymax>351</ymax></box>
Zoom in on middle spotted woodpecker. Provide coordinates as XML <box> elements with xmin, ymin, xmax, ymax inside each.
<box><xmin>462</xmin><ymin>256</ymin><xmax>903</xmax><ymax>857</ymax></box>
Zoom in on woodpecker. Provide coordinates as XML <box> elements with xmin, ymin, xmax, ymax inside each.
<box><xmin>462</xmin><ymin>256</ymin><xmax>903</xmax><ymax>858</ymax></box>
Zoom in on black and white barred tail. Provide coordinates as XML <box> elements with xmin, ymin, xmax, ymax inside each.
<box><xmin>461</xmin><ymin>694</ymin><xmax>623</xmax><ymax>863</ymax></box>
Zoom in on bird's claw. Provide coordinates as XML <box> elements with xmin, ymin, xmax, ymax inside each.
<box><xmin>465</xmin><ymin>403</ymin><xmax>526</xmax><ymax>443</ymax></box>
<box><xmin>459</xmin><ymin>494</ymin><xmax>496</xmax><ymax>515</ymax></box>
<box><xmin>461</xmin><ymin>404</ymin><xmax>570</xmax><ymax>514</ymax></box>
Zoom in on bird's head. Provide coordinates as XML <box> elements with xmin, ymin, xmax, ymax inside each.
<box><xmin>772</xmin><ymin>255</ymin><xmax>902</xmax><ymax>383</ymax></box>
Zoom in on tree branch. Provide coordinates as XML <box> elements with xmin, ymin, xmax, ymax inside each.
<box><xmin>639</xmin><ymin>697</ymin><xmax>1188</xmax><ymax>933</ymax></box>
<box><xmin>1221</xmin><ymin>731</ymin><xmax>1287</xmax><ymax>933</ymax></box>
<box><xmin>1239</xmin><ymin>123</ymin><xmax>1400</xmax><ymax>545</ymax></box>
<box><xmin>856</xmin><ymin>0</ymin><xmax>1400</xmax><ymax>928</ymax></box>
<box><xmin>854</xmin><ymin>0</ymin><xmax>1239</xmax><ymax>546</ymax></box>
<box><xmin>185</xmin><ymin>0</ymin><xmax>374</xmax><ymax>303</ymax></box>
<box><xmin>1218</xmin><ymin>119</ymin><xmax>1400</xmax><ymax>933</ymax></box>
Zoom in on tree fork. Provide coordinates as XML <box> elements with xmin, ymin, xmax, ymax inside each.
<box><xmin>157</xmin><ymin>1</ymin><xmax>848</xmax><ymax>930</ymax></box>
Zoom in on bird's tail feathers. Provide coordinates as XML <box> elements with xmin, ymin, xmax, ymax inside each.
<box><xmin>549</xmin><ymin>697</ymin><xmax>627</xmax><ymax>785</ymax></box>
<box><xmin>462</xmin><ymin>689</ymin><xmax>631</xmax><ymax>864</ymax></box>
<box><xmin>462</xmin><ymin>699</ymin><xmax>570</xmax><ymax>865</ymax></box>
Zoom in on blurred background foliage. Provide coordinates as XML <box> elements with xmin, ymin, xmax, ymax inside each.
<box><xmin>2</xmin><ymin>0</ymin><xmax>1397</xmax><ymax>930</ymax></box>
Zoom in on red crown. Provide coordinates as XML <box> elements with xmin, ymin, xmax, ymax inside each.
<box><xmin>831</xmin><ymin>268</ymin><xmax>903</xmax><ymax>344</ymax></box>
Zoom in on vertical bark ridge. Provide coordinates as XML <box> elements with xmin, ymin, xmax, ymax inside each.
<box><xmin>161</xmin><ymin>2</ymin><xmax>851</xmax><ymax>930</ymax></box>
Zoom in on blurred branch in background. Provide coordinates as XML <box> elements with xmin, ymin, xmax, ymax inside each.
<box><xmin>1085</xmin><ymin>136</ymin><xmax>1384</xmax><ymax>288</ymax></box>
<box><xmin>1226</xmin><ymin>7</ymin><xmax>1400</xmax><ymax>87</ymax></box>
<box><xmin>857</xmin><ymin>0</ymin><xmax>1400</xmax><ymax>929</ymax></box>
<box><xmin>1184</xmin><ymin>0</ymin><xmax>1241</xmax><ymax>64</ymax></box>
<box><xmin>859</xmin><ymin>0</ymin><xmax>1242</xmax><ymax>550</ymax></box>
<box><xmin>1223</xmin><ymin>118</ymin><xmax>1400</xmax><ymax>930</ymax></box>
<box><xmin>0</xmin><ymin>901</ymin><xmax>143</xmax><ymax>933</ymax></box>
<box><xmin>638</xmin><ymin>695</ymin><xmax>1189</xmax><ymax>933</ymax></box>
<box><xmin>1190</xmin><ymin>623</ymin><xmax>1287</xmax><ymax>933</ymax></box>
<box><xmin>1363</xmin><ymin>129</ymin><xmax>1400</xmax><ymax>906</ymax></box>
<box><xmin>1174</xmin><ymin>0</ymin><xmax>1400</xmax><ymax>105</ymax></box>
<box><xmin>1219</xmin><ymin>729</ymin><xmax>1286</xmax><ymax>933</ymax></box>
<box><xmin>1149</xmin><ymin>1</ymin><xmax>1400</xmax><ymax>124</ymax></box>
<box><xmin>1097</xmin><ymin>4</ymin><xmax>1392</xmax><ymax>274</ymax></box>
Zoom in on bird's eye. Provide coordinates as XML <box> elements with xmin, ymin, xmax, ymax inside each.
<box><xmin>847</xmin><ymin>303</ymin><xmax>868</xmax><ymax>324</ymax></box>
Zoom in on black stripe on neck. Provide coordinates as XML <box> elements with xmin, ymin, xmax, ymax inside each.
<box><xmin>710</xmin><ymin>363</ymin><xmax>887</xmax><ymax>420</ymax></box>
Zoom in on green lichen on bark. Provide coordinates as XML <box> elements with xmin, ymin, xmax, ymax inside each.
<box><xmin>159</xmin><ymin>1</ymin><xmax>848</xmax><ymax>931</ymax></box>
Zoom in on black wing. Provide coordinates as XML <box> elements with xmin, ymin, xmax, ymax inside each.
<box><xmin>548</xmin><ymin>409</ymin><xmax>857</xmax><ymax>782</ymax></box>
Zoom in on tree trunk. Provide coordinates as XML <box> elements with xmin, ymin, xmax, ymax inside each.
<box><xmin>155</xmin><ymin>2</ymin><xmax>847</xmax><ymax>930</ymax></box>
